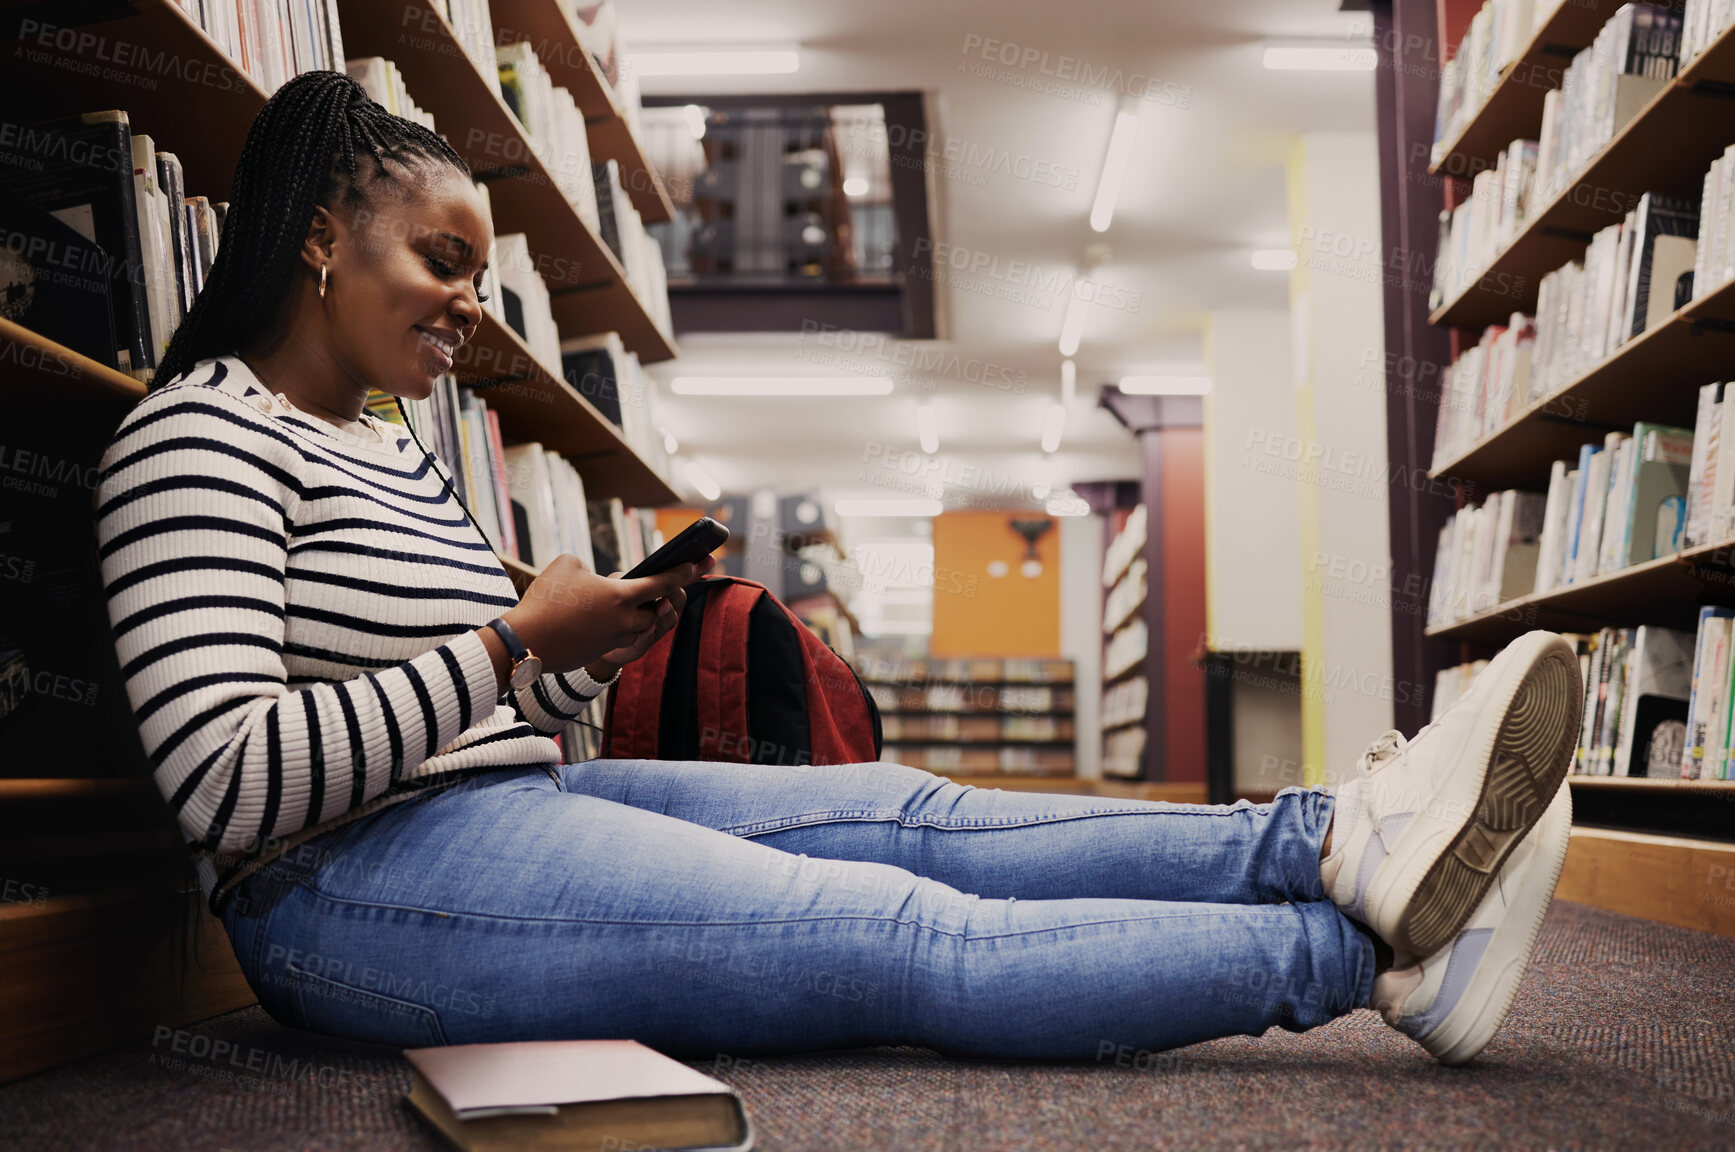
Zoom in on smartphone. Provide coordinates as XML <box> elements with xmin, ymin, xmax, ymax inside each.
<box><xmin>621</xmin><ymin>516</ymin><xmax>730</xmax><ymax>580</ymax></box>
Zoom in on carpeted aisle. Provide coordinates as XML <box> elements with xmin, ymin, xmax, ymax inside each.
<box><xmin>2</xmin><ymin>901</ymin><xmax>1731</xmax><ymax>1151</ymax></box>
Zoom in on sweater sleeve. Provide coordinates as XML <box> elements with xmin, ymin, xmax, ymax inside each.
<box><xmin>95</xmin><ymin>388</ymin><xmax>502</xmax><ymax>855</ymax></box>
<box><xmin>511</xmin><ymin>668</ymin><xmax>607</xmax><ymax>734</ymax></box>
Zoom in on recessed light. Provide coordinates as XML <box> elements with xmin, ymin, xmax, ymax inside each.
<box><xmin>670</xmin><ymin>376</ymin><xmax>892</xmax><ymax>396</ymax></box>
<box><xmin>834</xmin><ymin>498</ymin><xmax>944</xmax><ymax>517</ymax></box>
<box><xmin>843</xmin><ymin>176</ymin><xmax>870</xmax><ymax>197</ymax></box>
<box><xmin>1262</xmin><ymin>45</ymin><xmax>1377</xmax><ymax>71</ymax></box>
<box><xmin>1120</xmin><ymin>375</ymin><xmax>1212</xmax><ymax>395</ymax></box>
<box><xmin>630</xmin><ymin>47</ymin><xmax>801</xmax><ymax>76</ymax></box>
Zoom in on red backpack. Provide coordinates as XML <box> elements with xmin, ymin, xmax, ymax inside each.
<box><xmin>601</xmin><ymin>576</ymin><xmax>883</xmax><ymax>765</ymax></box>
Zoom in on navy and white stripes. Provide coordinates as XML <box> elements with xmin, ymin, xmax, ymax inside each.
<box><xmin>96</xmin><ymin>357</ymin><xmax>602</xmax><ymax>906</ymax></box>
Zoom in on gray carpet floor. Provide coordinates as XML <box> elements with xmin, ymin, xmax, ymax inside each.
<box><xmin>2</xmin><ymin>901</ymin><xmax>1731</xmax><ymax>1151</ymax></box>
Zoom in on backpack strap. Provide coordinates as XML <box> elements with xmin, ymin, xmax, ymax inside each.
<box><xmin>695</xmin><ymin>579</ymin><xmax>758</xmax><ymax>761</ymax></box>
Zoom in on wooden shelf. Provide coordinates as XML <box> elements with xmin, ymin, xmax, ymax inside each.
<box><xmin>1103</xmin><ymin>662</ymin><xmax>1146</xmax><ymax>686</ymax></box>
<box><xmin>1429</xmin><ymin>0</ymin><xmax>1625</xmax><ymax>178</ymax></box>
<box><xmin>490</xmin><ymin>0</ymin><xmax>675</xmax><ymax>224</ymax></box>
<box><xmin>4</xmin><ymin>0</ymin><xmax>272</xmax><ymax>202</ymax></box>
<box><xmin>1569</xmin><ymin>774</ymin><xmax>1735</xmax><ymax>790</ymax></box>
<box><xmin>459</xmin><ymin>312</ymin><xmax>677</xmax><ymax>505</ymax></box>
<box><xmin>334</xmin><ymin>0</ymin><xmax>675</xmax><ymax>364</ymax></box>
<box><xmin>1430</xmin><ymin>24</ymin><xmax>1735</xmax><ymax>331</ymax></box>
<box><xmin>0</xmin><ymin>779</ymin><xmax>156</xmax><ymax>801</ymax></box>
<box><xmin>1431</xmin><ymin>276</ymin><xmax>1735</xmax><ymax>488</ymax></box>
<box><xmin>498</xmin><ymin>553</ymin><xmax>541</xmax><ymax>594</ymax></box>
<box><xmin>1424</xmin><ymin>539</ymin><xmax>1735</xmax><ymax>646</ymax></box>
<box><xmin>1101</xmin><ymin>717</ymin><xmax>1145</xmax><ymax>733</ymax></box>
<box><xmin>0</xmin><ymin>319</ymin><xmax>146</xmax><ymax>414</ymax></box>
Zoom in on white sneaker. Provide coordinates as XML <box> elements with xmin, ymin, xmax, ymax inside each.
<box><xmin>1372</xmin><ymin>780</ymin><xmax>1571</xmax><ymax>1065</ymax></box>
<box><xmin>1321</xmin><ymin>630</ymin><xmax>1581</xmax><ymax>957</ymax></box>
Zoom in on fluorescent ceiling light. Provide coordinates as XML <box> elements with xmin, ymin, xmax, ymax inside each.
<box><xmin>1251</xmin><ymin>249</ymin><xmax>1298</xmax><ymax>270</ymax></box>
<box><xmin>1262</xmin><ymin>45</ymin><xmax>1377</xmax><ymax>71</ymax></box>
<box><xmin>659</xmin><ymin>426</ymin><xmax>679</xmax><ymax>455</ymax></box>
<box><xmin>1060</xmin><ymin>359</ymin><xmax>1076</xmax><ymax>405</ymax></box>
<box><xmin>1089</xmin><ymin>108</ymin><xmax>1140</xmax><ymax>233</ymax></box>
<box><xmin>835</xmin><ymin>498</ymin><xmax>944</xmax><ymax>517</ymax></box>
<box><xmin>1040</xmin><ymin>403</ymin><xmax>1067</xmax><ymax>454</ymax></box>
<box><xmin>1058</xmin><ymin>282</ymin><xmax>1091</xmax><ymax>356</ymax></box>
<box><xmin>630</xmin><ymin>48</ymin><xmax>800</xmax><ymax>76</ymax></box>
<box><xmin>670</xmin><ymin>376</ymin><xmax>891</xmax><ymax>396</ymax></box>
<box><xmin>916</xmin><ymin>403</ymin><xmax>940</xmax><ymax>454</ymax></box>
<box><xmin>843</xmin><ymin>176</ymin><xmax>870</xmax><ymax>197</ymax></box>
<box><xmin>1046</xmin><ymin>493</ymin><xmax>1090</xmax><ymax>517</ymax></box>
<box><xmin>1120</xmin><ymin>375</ymin><xmax>1212</xmax><ymax>395</ymax></box>
<box><xmin>684</xmin><ymin>461</ymin><xmax>721</xmax><ymax>501</ymax></box>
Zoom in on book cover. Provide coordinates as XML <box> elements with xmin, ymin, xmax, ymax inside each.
<box><xmin>482</xmin><ymin>408</ymin><xmax>519</xmax><ymax>560</ymax></box>
<box><xmin>0</xmin><ymin>111</ymin><xmax>152</xmax><ymax>374</ymax></box>
<box><xmin>0</xmin><ymin>179</ymin><xmax>117</xmax><ymax>366</ymax></box>
<box><xmin>154</xmin><ymin>152</ymin><xmax>193</xmax><ymax>319</ymax></box>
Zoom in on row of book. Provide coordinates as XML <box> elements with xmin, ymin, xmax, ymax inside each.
<box><xmin>1103</xmin><ymin>726</ymin><xmax>1146</xmax><ymax>779</ymax></box>
<box><xmin>1689</xmin><ymin>144</ymin><xmax>1735</xmax><ymax>305</ymax></box>
<box><xmin>1433</xmin><ymin>141</ymin><xmax>1538</xmax><ymax>305</ymax></box>
<box><xmin>1426</xmin><ymin>419</ymin><xmax>1692</xmax><ymax>624</ymax></box>
<box><xmin>864</xmin><ymin>684</ymin><xmax>1074</xmax><ymax>715</ymax></box>
<box><xmin>1102</xmin><ymin>674</ymin><xmax>1147</xmax><ymax>729</ymax></box>
<box><xmin>1432</xmin><ymin>0</ymin><xmax>1547</xmax><ymax>157</ymax></box>
<box><xmin>1680</xmin><ymin>0</ymin><xmax>1735</xmax><ymax>65</ymax></box>
<box><xmin>1433</xmin><ymin>618</ymin><xmax>1725</xmax><ymax>779</ymax></box>
<box><xmin>879</xmin><ymin>715</ymin><xmax>1073</xmax><ymax>742</ymax></box>
<box><xmin>1103</xmin><ymin>557</ymin><xmax>1146</xmax><ymax>633</ymax></box>
<box><xmin>562</xmin><ymin>333</ymin><xmax>673</xmax><ymax>484</ymax></box>
<box><xmin>1431</xmin><ymin>189</ymin><xmax>1695</xmax><ymax>466</ymax></box>
<box><xmin>1533</xmin><ymin>4</ymin><xmax>1680</xmax><ymax>209</ymax></box>
<box><xmin>1104</xmin><ymin>617</ymin><xmax>1148</xmax><ymax>681</ymax></box>
<box><xmin>1533</xmin><ymin>423</ymin><xmax>1692</xmax><ymax>592</ymax></box>
<box><xmin>172</xmin><ymin>0</ymin><xmax>345</xmax><ymax>95</ymax></box>
<box><xmin>1102</xmin><ymin>504</ymin><xmax>1147</xmax><ymax>587</ymax></box>
<box><xmin>859</xmin><ymin>658</ymin><xmax>1076</xmax><ymax>685</ymax></box>
<box><xmin>0</xmin><ymin>110</ymin><xmax>224</xmax><ymax>380</ymax></box>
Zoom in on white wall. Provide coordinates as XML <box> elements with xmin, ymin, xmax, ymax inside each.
<box><xmin>1204</xmin><ymin>309</ymin><xmax>1303</xmax><ymax>653</ymax></box>
<box><xmin>1059</xmin><ymin>512</ymin><xmax>1103</xmax><ymax>779</ymax></box>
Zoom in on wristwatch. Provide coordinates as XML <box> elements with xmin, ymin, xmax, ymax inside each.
<box><xmin>485</xmin><ymin>617</ymin><xmax>543</xmax><ymax>690</ymax></box>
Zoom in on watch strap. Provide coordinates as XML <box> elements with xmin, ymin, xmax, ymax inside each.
<box><xmin>485</xmin><ymin>617</ymin><xmax>528</xmax><ymax>662</ymax></box>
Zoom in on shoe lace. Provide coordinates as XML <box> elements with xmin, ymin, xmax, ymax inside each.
<box><xmin>1356</xmin><ymin>729</ymin><xmax>1409</xmax><ymax>776</ymax></box>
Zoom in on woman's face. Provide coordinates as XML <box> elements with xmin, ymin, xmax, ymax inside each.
<box><xmin>329</xmin><ymin>166</ymin><xmax>493</xmax><ymax>402</ymax></box>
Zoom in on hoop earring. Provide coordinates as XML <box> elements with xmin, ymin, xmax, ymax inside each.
<box><xmin>318</xmin><ymin>264</ymin><xmax>328</xmax><ymax>299</ymax></box>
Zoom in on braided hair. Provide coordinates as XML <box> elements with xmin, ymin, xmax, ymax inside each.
<box><xmin>153</xmin><ymin>70</ymin><xmax>471</xmax><ymax>387</ymax></box>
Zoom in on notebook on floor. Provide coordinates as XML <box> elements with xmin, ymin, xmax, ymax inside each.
<box><xmin>403</xmin><ymin>1039</ymin><xmax>753</xmax><ymax>1151</ymax></box>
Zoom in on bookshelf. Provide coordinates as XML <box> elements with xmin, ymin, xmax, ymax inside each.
<box><xmin>1100</xmin><ymin>504</ymin><xmax>1151</xmax><ymax>778</ymax></box>
<box><xmin>1428</xmin><ymin>0</ymin><xmax>1626</xmax><ymax>176</ymax></box>
<box><xmin>1431</xmin><ymin>22</ymin><xmax>1735</xmax><ymax>330</ymax></box>
<box><xmin>333</xmin><ymin>0</ymin><xmax>676</xmax><ymax>363</ymax></box>
<box><xmin>490</xmin><ymin>0</ymin><xmax>675</xmax><ymax>224</ymax></box>
<box><xmin>1407</xmin><ymin>1</ymin><xmax>1735</xmax><ymax>934</ymax></box>
<box><xmin>863</xmin><ymin>659</ymin><xmax>1077</xmax><ymax>777</ymax></box>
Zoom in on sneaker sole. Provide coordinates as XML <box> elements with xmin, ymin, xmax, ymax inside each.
<box><xmin>1371</xmin><ymin>634</ymin><xmax>1581</xmax><ymax>957</ymax></box>
<box><xmin>1426</xmin><ymin>783</ymin><xmax>1572</xmax><ymax>1066</ymax></box>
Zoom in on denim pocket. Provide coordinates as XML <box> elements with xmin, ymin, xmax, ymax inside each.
<box><xmin>284</xmin><ymin>961</ymin><xmax>448</xmax><ymax>1047</ymax></box>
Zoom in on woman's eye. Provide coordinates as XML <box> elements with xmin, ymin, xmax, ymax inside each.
<box><xmin>425</xmin><ymin>255</ymin><xmax>457</xmax><ymax>277</ymax></box>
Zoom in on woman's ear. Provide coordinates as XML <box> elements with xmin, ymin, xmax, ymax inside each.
<box><xmin>299</xmin><ymin>204</ymin><xmax>339</xmax><ymax>275</ymax></box>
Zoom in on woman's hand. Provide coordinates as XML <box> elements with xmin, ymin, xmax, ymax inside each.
<box><xmin>496</xmin><ymin>554</ymin><xmax>711</xmax><ymax>675</ymax></box>
<box><xmin>594</xmin><ymin>554</ymin><xmax>717</xmax><ymax>670</ymax></box>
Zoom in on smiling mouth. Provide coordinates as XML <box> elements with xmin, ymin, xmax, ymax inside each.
<box><xmin>416</xmin><ymin>327</ymin><xmax>457</xmax><ymax>370</ymax></box>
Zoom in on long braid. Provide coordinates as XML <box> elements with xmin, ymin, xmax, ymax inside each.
<box><xmin>154</xmin><ymin>70</ymin><xmax>471</xmax><ymax>387</ymax></box>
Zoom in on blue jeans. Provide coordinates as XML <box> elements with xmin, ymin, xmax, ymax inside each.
<box><xmin>221</xmin><ymin>760</ymin><xmax>1374</xmax><ymax>1060</ymax></box>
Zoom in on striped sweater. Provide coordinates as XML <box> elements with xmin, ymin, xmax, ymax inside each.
<box><xmin>96</xmin><ymin>356</ymin><xmax>602</xmax><ymax>908</ymax></box>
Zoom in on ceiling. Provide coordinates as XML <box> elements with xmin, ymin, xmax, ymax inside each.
<box><xmin>621</xmin><ymin>0</ymin><xmax>1377</xmax><ymax>531</ymax></box>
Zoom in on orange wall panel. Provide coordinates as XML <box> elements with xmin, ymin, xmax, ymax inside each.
<box><xmin>929</xmin><ymin>511</ymin><xmax>1061</xmax><ymax>657</ymax></box>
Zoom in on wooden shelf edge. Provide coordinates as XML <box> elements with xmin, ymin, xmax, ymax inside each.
<box><xmin>0</xmin><ymin>317</ymin><xmax>147</xmax><ymax>405</ymax></box>
<box><xmin>0</xmin><ymin>778</ymin><xmax>157</xmax><ymax>800</ymax></box>
<box><xmin>1424</xmin><ymin>549</ymin><xmax>1712</xmax><ymax>640</ymax></box>
<box><xmin>1568</xmin><ymin>773</ymin><xmax>1735</xmax><ymax>790</ymax></box>
<box><xmin>1557</xmin><ymin>825</ymin><xmax>1735</xmax><ymax>938</ymax></box>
